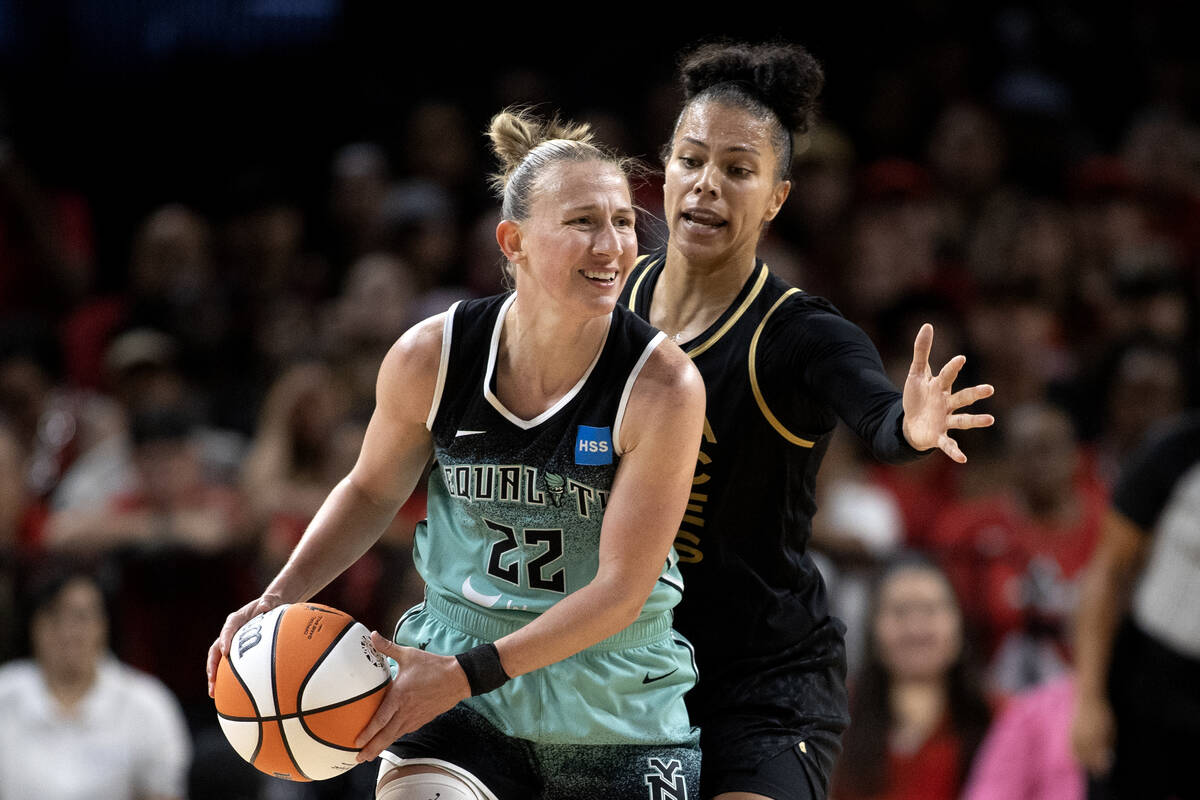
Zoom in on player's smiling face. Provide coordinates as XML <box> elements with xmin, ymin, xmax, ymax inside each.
<box><xmin>663</xmin><ymin>100</ymin><xmax>791</xmax><ymax>271</ymax></box>
<box><xmin>502</xmin><ymin>160</ymin><xmax>636</xmax><ymax>316</ymax></box>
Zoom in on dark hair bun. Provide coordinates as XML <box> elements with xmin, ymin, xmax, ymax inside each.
<box><xmin>680</xmin><ymin>41</ymin><xmax>825</xmax><ymax>134</ymax></box>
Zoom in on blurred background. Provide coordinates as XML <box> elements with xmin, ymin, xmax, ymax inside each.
<box><xmin>0</xmin><ymin>3</ymin><xmax>1196</xmax><ymax>799</ymax></box>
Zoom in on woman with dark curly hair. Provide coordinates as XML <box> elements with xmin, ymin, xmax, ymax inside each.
<box><xmin>620</xmin><ymin>41</ymin><xmax>995</xmax><ymax>799</ymax></box>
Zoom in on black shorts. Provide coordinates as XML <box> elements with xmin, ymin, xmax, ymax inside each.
<box><xmin>1089</xmin><ymin>620</ymin><xmax>1200</xmax><ymax>800</ymax></box>
<box><xmin>386</xmin><ymin>704</ymin><xmax>701</xmax><ymax>800</ymax></box>
<box><xmin>692</xmin><ymin>636</ymin><xmax>848</xmax><ymax>800</ymax></box>
<box><xmin>700</xmin><ymin>727</ymin><xmax>841</xmax><ymax>800</ymax></box>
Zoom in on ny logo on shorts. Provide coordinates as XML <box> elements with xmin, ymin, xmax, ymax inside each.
<box><xmin>644</xmin><ymin>758</ymin><xmax>687</xmax><ymax>800</ymax></box>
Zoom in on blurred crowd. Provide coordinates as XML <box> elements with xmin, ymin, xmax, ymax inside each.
<box><xmin>1</xmin><ymin>7</ymin><xmax>1198</xmax><ymax>800</ymax></box>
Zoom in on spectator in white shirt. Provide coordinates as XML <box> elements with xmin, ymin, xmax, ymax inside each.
<box><xmin>0</xmin><ymin>561</ymin><xmax>191</xmax><ymax>800</ymax></box>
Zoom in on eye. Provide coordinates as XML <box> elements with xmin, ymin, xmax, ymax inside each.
<box><xmin>614</xmin><ymin>215</ymin><xmax>635</xmax><ymax>228</ymax></box>
<box><xmin>567</xmin><ymin>216</ymin><xmax>592</xmax><ymax>226</ymax></box>
<box><xmin>678</xmin><ymin>155</ymin><xmax>701</xmax><ymax>169</ymax></box>
<box><xmin>728</xmin><ymin>165</ymin><xmax>753</xmax><ymax>178</ymax></box>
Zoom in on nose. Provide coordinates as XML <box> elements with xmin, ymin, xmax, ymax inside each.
<box><xmin>693</xmin><ymin>164</ymin><xmax>720</xmax><ymax>198</ymax></box>
<box><xmin>592</xmin><ymin>221</ymin><xmax>624</xmax><ymax>259</ymax></box>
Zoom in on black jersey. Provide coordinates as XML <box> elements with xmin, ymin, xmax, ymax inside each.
<box><xmin>1111</xmin><ymin>412</ymin><xmax>1200</xmax><ymax>660</ymax></box>
<box><xmin>621</xmin><ymin>251</ymin><xmax>925</xmax><ymax>730</ymax></box>
<box><xmin>419</xmin><ymin>292</ymin><xmax>685</xmax><ymax>625</ymax></box>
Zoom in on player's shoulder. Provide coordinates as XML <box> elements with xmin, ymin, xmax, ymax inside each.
<box><xmin>635</xmin><ymin>335</ymin><xmax>705</xmax><ymax>410</ymax></box>
<box><xmin>760</xmin><ymin>271</ymin><xmax>845</xmax><ymax>322</ymax></box>
<box><xmin>758</xmin><ymin>276</ymin><xmax>867</xmax><ymax>347</ymax></box>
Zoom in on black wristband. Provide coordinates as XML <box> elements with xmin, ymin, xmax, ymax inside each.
<box><xmin>454</xmin><ymin>642</ymin><xmax>511</xmax><ymax>696</ymax></box>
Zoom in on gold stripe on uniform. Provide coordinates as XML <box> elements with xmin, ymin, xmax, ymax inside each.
<box><xmin>686</xmin><ymin>263</ymin><xmax>769</xmax><ymax>359</ymax></box>
<box><xmin>749</xmin><ymin>288</ymin><xmax>816</xmax><ymax>448</ymax></box>
<box><xmin>626</xmin><ymin>255</ymin><xmax>654</xmax><ymax>313</ymax></box>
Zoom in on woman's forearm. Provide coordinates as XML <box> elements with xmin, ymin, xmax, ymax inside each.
<box><xmin>262</xmin><ymin>475</ymin><xmax>405</xmax><ymax>604</ymax></box>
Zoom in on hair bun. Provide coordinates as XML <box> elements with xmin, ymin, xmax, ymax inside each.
<box><xmin>487</xmin><ymin>108</ymin><xmax>594</xmax><ymax>188</ymax></box>
<box><xmin>679</xmin><ymin>41</ymin><xmax>825</xmax><ymax>134</ymax></box>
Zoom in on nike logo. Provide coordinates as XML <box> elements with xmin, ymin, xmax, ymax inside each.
<box><xmin>455</xmin><ymin>430</ymin><xmax>486</xmax><ymax>437</ymax></box>
<box><xmin>642</xmin><ymin>667</ymin><xmax>679</xmax><ymax>684</ymax></box>
<box><xmin>418</xmin><ymin>639</ymin><xmax>431</xmax><ymax>651</ymax></box>
<box><xmin>462</xmin><ymin>576</ymin><xmax>501</xmax><ymax>608</ymax></box>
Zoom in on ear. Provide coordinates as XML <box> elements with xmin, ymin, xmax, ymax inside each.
<box><xmin>763</xmin><ymin>180</ymin><xmax>792</xmax><ymax>223</ymax></box>
<box><xmin>496</xmin><ymin>219</ymin><xmax>524</xmax><ymax>263</ymax></box>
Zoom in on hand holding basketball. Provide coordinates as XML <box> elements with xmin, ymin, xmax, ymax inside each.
<box><xmin>212</xmin><ymin>603</ymin><xmax>391</xmax><ymax>781</ymax></box>
<box><xmin>207</xmin><ymin>593</ymin><xmax>283</xmax><ymax>697</ymax></box>
<box><xmin>353</xmin><ymin>631</ymin><xmax>471</xmax><ymax>763</ymax></box>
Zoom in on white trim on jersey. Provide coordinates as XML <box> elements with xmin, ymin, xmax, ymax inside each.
<box><xmin>612</xmin><ymin>331</ymin><xmax>667</xmax><ymax>456</ymax></box>
<box><xmin>483</xmin><ymin>292</ymin><xmax>613</xmax><ymax>430</ymax></box>
<box><xmin>426</xmin><ymin>301</ymin><xmax>462</xmax><ymax>431</ymax></box>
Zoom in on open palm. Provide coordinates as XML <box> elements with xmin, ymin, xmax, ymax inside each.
<box><xmin>901</xmin><ymin>323</ymin><xmax>995</xmax><ymax>462</ymax></box>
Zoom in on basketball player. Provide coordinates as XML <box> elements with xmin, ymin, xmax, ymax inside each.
<box><xmin>207</xmin><ymin>109</ymin><xmax>707</xmax><ymax>799</ymax></box>
<box><xmin>1071</xmin><ymin>410</ymin><xmax>1200</xmax><ymax>799</ymax></box>
<box><xmin>619</xmin><ymin>42</ymin><xmax>995</xmax><ymax>799</ymax></box>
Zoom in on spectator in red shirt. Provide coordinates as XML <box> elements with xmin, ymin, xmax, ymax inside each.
<box><xmin>928</xmin><ymin>401</ymin><xmax>1106</xmax><ymax>693</ymax></box>
<box><xmin>833</xmin><ymin>555</ymin><xmax>992</xmax><ymax>800</ymax></box>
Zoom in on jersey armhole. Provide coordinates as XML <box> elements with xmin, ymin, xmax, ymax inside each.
<box><xmin>625</xmin><ymin>254</ymin><xmax>655</xmax><ymax>314</ymax></box>
<box><xmin>612</xmin><ymin>331</ymin><xmax>667</xmax><ymax>456</ymax></box>
<box><xmin>425</xmin><ymin>300</ymin><xmax>461</xmax><ymax>431</ymax></box>
<box><xmin>749</xmin><ymin>288</ymin><xmax>817</xmax><ymax>448</ymax></box>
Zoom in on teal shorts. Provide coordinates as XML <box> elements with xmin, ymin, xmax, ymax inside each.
<box><xmin>391</xmin><ymin>589</ymin><xmax>699</xmax><ymax>746</ymax></box>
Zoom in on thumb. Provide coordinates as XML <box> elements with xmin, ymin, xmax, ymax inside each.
<box><xmin>370</xmin><ymin>630</ymin><xmax>403</xmax><ymax>659</ymax></box>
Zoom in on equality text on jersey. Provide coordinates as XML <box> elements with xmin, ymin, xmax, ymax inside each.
<box><xmin>441</xmin><ymin>463</ymin><xmax>610</xmax><ymax>519</ymax></box>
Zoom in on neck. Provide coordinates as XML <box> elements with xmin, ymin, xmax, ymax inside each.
<box><xmin>653</xmin><ymin>244</ymin><xmax>758</xmax><ymax>342</ymax></box>
<box><xmin>498</xmin><ymin>293</ymin><xmax>610</xmax><ymax>412</ymax></box>
<box><xmin>889</xmin><ymin>678</ymin><xmax>947</xmax><ymax>745</ymax></box>
<box><xmin>42</xmin><ymin>662</ymin><xmax>98</xmax><ymax>711</ymax></box>
<box><xmin>1021</xmin><ymin>487</ymin><xmax>1079</xmax><ymax>525</ymax></box>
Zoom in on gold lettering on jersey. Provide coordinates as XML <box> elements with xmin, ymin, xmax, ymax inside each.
<box><xmin>675</xmin><ymin>417</ymin><xmax>716</xmax><ymax>563</ymax></box>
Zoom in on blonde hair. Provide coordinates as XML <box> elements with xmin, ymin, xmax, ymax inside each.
<box><xmin>487</xmin><ymin>107</ymin><xmax>626</xmax><ymax>222</ymax></box>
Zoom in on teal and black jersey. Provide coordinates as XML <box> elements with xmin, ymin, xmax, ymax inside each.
<box><xmin>416</xmin><ymin>291</ymin><xmax>683</xmax><ymax>631</ymax></box>
<box><xmin>621</xmin><ymin>251</ymin><xmax>925</xmax><ymax>751</ymax></box>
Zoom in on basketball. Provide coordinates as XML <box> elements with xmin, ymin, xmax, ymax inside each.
<box><xmin>213</xmin><ymin>603</ymin><xmax>392</xmax><ymax>781</ymax></box>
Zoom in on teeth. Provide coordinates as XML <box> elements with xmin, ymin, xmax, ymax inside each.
<box><xmin>584</xmin><ymin>270</ymin><xmax>617</xmax><ymax>280</ymax></box>
<box><xmin>684</xmin><ymin>210</ymin><xmax>724</xmax><ymax>226</ymax></box>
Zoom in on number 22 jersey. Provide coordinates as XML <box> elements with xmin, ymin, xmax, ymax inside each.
<box><xmin>415</xmin><ymin>292</ymin><xmax>686</xmax><ymax>630</ymax></box>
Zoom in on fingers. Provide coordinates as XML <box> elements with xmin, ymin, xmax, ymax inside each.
<box><xmin>355</xmin><ymin>632</ymin><xmax>405</xmax><ymax>760</ymax></box>
<box><xmin>947</xmin><ymin>412</ymin><xmax>995</xmax><ymax>431</ymax></box>
<box><xmin>371</xmin><ymin>630</ymin><xmax>402</xmax><ymax>658</ymax></box>
<box><xmin>938</xmin><ymin>433</ymin><xmax>966</xmax><ymax>464</ymax></box>
<box><xmin>908</xmin><ymin>323</ymin><xmax>934</xmax><ymax>377</ymax></box>
<box><xmin>948</xmin><ymin>383</ymin><xmax>994</xmax><ymax>410</ymax></box>
<box><xmin>206</xmin><ymin>621</ymin><xmax>237</xmax><ymax>697</ymax></box>
<box><xmin>354</xmin><ymin>683</ymin><xmax>403</xmax><ymax>757</ymax></box>
<box><xmin>206</xmin><ymin>641</ymin><xmax>221</xmax><ymax>697</ymax></box>
<box><xmin>934</xmin><ymin>353</ymin><xmax>966</xmax><ymax>389</ymax></box>
<box><xmin>1073</xmin><ymin>728</ymin><xmax>1113</xmax><ymax>775</ymax></box>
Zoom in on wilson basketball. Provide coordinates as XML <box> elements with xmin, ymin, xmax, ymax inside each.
<box><xmin>213</xmin><ymin>603</ymin><xmax>391</xmax><ymax>781</ymax></box>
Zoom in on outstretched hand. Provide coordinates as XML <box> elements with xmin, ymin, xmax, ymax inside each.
<box><xmin>901</xmin><ymin>323</ymin><xmax>995</xmax><ymax>462</ymax></box>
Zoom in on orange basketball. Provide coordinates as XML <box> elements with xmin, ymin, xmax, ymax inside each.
<box><xmin>213</xmin><ymin>603</ymin><xmax>391</xmax><ymax>781</ymax></box>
